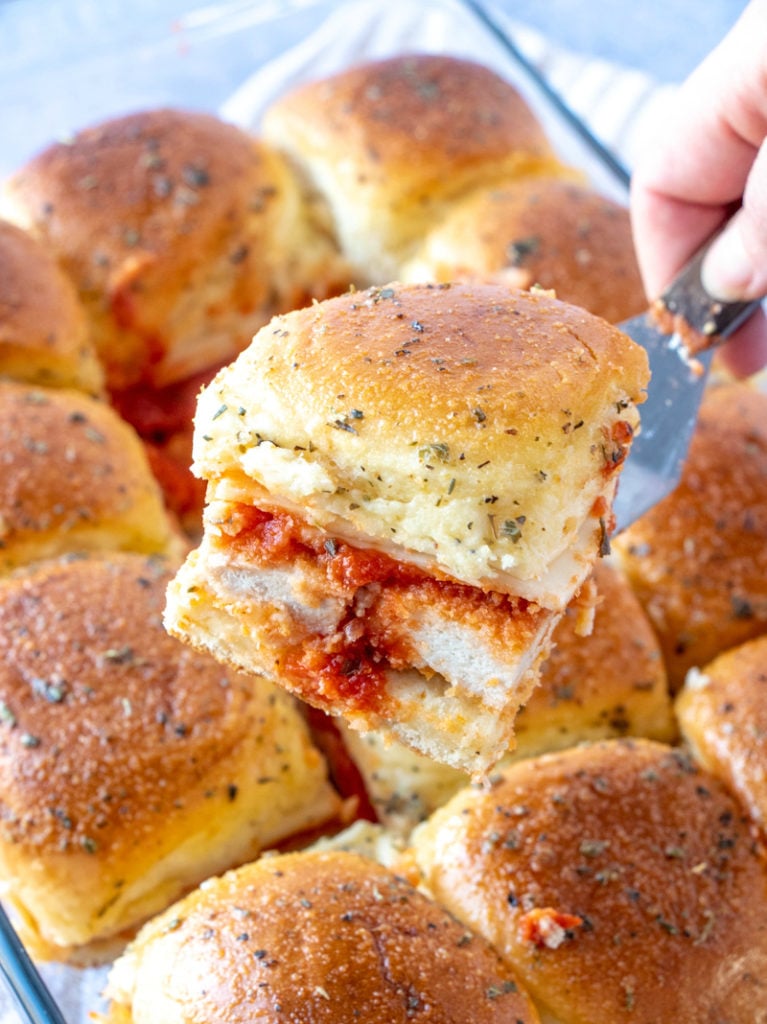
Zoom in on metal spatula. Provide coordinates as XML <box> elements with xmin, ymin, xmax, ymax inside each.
<box><xmin>612</xmin><ymin>237</ymin><xmax>761</xmax><ymax>533</ymax></box>
<box><xmin>459</xmin><ymin>0</ymin><xmax>763</xmax><ymax>534</ymax></box>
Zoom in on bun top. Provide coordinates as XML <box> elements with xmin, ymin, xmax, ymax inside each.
<box><xmin>0</xmin><ymin>553</ymin><xmax>243</xmax><ymax>862</ymax></box>
<box><xmin>403</xmin><ymin>178</ymin><xmax>647</xmax><ymax>325</ymax></box>
<box><xmin>0</xmin><ymin>380</ymin><xmax>182</xmax><ymax>571</ymax></box>
<box><xmin>676</xmin><ymin>635</ymin><xmax>767</xmax><ymax>833</ymax></box>
<box><xmin>195</xmin><ymin>282</ymin><xmax>648</xmax><ymax>599</ymax></box>
<box><xmin>265</xmin><ymin>53</ymin><xmax>553</xmax><ymax>185</ymax></box>
<box><xmin>0</xmin><ymin>552</ymin><xmax>340</xmax><ymax>960</ymax></box>
<box><xmin>104</xmin><ymin>849</ymin><xmax>540</xmax><ymax>1024</ymax></box>
<box><xmin>612</xmin><ymin>382</ymin><xmax>767</xmax><ymax>688</ymax></box>
<box><xmin>512</xmin><ymin>557</ymin><xmax>675</xmax><ymax>754</ymax></box>
<box><xmin>412</xmin><ymin>738</ymin><xmax>767</xmax><ymax>1023</ymax></box>
<box><xmin>0</xmin><ymin>219</ymin><xmax>103</xmax><ymax>394</ymax></box>
<box><xmin>0</xmin><ymin>109</ymin><xmax>308</xmax><ymax>391</ymax></box>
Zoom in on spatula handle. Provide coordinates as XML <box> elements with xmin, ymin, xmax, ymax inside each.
<box><xmin>660</xmin><ymin>236</ymin><xmax>762</xmax><ymax>346</ymax></box>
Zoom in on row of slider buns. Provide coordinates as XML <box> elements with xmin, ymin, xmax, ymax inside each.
<box><xmin>0</xmin><ymin>55</ymin><xmax>648</xmax><ymax>534</ymax></box>
<box><xmin>0</xmin><ymin>51</ymin><xmax>761</xmax><ymax>1021</ymax></box>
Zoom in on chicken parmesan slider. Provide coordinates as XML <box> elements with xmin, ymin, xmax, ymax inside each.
<box><xmin>101</xmin><ymin>849</ymin><xmax>540</xmax><ymax>1024</ymax></box>
<box><xmin>262</xmin><ymin>53</ymin><xmax>569</xmax><ymax>285</ymax></box>
<box><xmin>0</xmin><ymin>553</ymin><xmax>341</xmax><ymax>964</ymax></box>
<box><xmin>165</xmin><ymin>281</ymin><xmax>649</xmax><ymax>775</ymax></box>
<box><xmin>0</xmin><ymin>107</ymin><xmax>348</xmax><ymax>395</ymax></box>
<box><xmin>411</xmin><ymin>738</ymin><xmax>767</xmax><ymax>1023</ymax></box>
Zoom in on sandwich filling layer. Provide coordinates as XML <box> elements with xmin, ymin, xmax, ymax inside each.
<box><xmin>167</xmin><ymin>498</ymin><xmax>559</xmax><ymax>773</ymax></box>
<box><xmin>165</xmin><ymin>282</ymin><xmax>650</xmax><ymax>774</ymax></box>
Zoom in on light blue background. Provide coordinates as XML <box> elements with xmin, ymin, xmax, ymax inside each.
<box><xmin>0</xmin><ymin>0</ymin><xmax>750</xmax><ymax>177</ymax></box>
<box><xmin>504</xmin><ymin>0</ymin><xmax>747</xmax><ymax>80</ymax></box>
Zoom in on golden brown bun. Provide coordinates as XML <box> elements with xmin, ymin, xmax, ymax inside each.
<box><xmin>102</xmin><ymin>849</ymin><xmax>540</xmax><ymax>1024</ymax></box>
<box><xmin>515</xmin><ymin>558</ymin><xmax>675</xmax><ymax>750</ymax></box>
<box><xmin>402</xmin><ymin>178</ymin><xmax>647</xmax><ymax>324</ymax></box>
<box><xmin>340</xmin><ymin>559</ymin><xmax>675</xmax><ymax>830</ymax></box>
<box><xmin>165</xmin><ymin>282</ymin><xmax>648</xmax><ymax>776</ymax></box>
<box><xmin>190</xmin><ymin>281</ymin><xmax>648</xmax><ymax>598</ymax></box>
<box><xmin>0</xmin><ymin>380</ymin><xmax>184</xmax><ymax>572</ymax></box>
<box><xmin>676</xmin><ymin>635</ymin><xmax>767</xmax><ymax>832</ymax></box>
<box><xmin>0</xmin><ymin>553</ymin><xmax>342</xmax><ymax>964</ymax></box>
<box><xmin>0</xmin><ymin>108</ymin><xmax>350</xmax><ymax>392</ymax></box>
<box><xmin>263</xmin><ymin>53</ymin><xmax>569</xmax><ymax>283</ymax></box>
<box><xmin>412</xmin><ymin>738</ymin><xmax>767</xmax><ymax>1023</ymax></box>
<box><xmin>612</xmin><ymin>382</ymin><xmax>767</xmax><ymax>690</ymax></box>
<box><xmin>0</xmin><ymin>218</ymin><xmax>103</xmax><ymax>394</ymax></box>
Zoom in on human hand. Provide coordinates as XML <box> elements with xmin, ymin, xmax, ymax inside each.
<box><xmin>630</xmin><ymin>0</ymin><xmax>767</xmax><ymax>377</ymax></box>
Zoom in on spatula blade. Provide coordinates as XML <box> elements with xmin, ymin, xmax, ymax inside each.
<box><xmin>612</xmin><ymin>237</ymin><xmax>759</xmax><ymax>534</ymax></box>
<box><xmin>611</xmin><ymin>315</ymin><xmax>712</xmax><ymax>533</ymax></box>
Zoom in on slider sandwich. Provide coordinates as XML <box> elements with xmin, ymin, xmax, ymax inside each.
<box><xmin>0</xmin><ymin>218</ymin><xmax>103</xmax><ymax>395</ymax></box>
<box><xmin>0</xmin><ymin>553</ymin><xmax>341</xmax><ymax>964</ymax></box>
<box><xmin>165</xmin><ymin>282</ymin><xmax>649</xmax><ymax>775</ymax></box>
<box><xmin>102</xmin><ymin>849</ymin><xmax>540</xmax><ymax>1024</ymax></box>
<box><xmin>261</xmin><ymin>53</ymin><xmax>569</xmax><ymax>285</ymax></box>
<box><xmin>411</xmin><ymin>738</ymin><xmax>767</xmax><ymax>1023</ymax></box>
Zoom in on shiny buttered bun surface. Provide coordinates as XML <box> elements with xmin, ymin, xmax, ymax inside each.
<box><xmin>0</xmin><ymin>218</ymin><xmax>103</xmax><ymax>394</ymax></box>
<box><xmin>677</xmin><ymin>635</ymin><xmax>767</xmax><ymax>833</ymax></box>
<box><xmin>0</xmin><ymin>108</ymin><xmax>349</xmax><ymax>394</ymax></box>
<box><xmin>0</xmin><ymin>553</ymin><xmax>341</xmax><ymax>964</ymax></box>
<box><xmin>612</xmin><ymin>382</ymin><xmax>767</xmax><ymax>690</ymax></box>
<box><xmin>411</xmin><ymin>738</ymin><xmax>767</xmax><ymax>1023</ymax></box>
<box><xmin>184</xmin><ymin>282</ymin><xmax>648</xmax><ymax>599</ymax></box>
<box><xmin>402</xmin><ymin>177</ymin><xmax>647</xmax><ymax>324</ymax></box>
<box><xmin>0</xmin><ymin>380</ymin><xmax>184</xmax><ymax>573</ymax></box>
<box><xmin>263</xmin><ymin>53</ymin><xmax>569</xmax><ymax>284</ymax></box>
<box><xmin>340</xmin><ymin>559</ymin><xmax>675</xmax><ymax>830</ymax></box>
<box><xmin>102</xmin><ymin>849</ymin><xmax>540</xmax><ymax>1024</ymax></box>
<box><xmin>512</xmin><ymin>558</ymin><xmax>675</xmax><ymax>750</ymax></box>
<box><xmin>165</xmin><ymin>282</ymin><xmax>648</xmax><ymax>776</ymax></box>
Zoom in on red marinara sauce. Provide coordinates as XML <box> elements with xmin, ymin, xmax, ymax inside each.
<box><xmin>224</xmin><ymin>504</ymin><xmax>519</xmax><ymax>716</ymax></box>
<box><xmin>229</xmin><ymin>505</ymin><xmax>432</xmax><ymax>590</ymax></box>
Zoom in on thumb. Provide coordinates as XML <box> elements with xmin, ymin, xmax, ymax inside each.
<box><xmin>702</xmin><ymin>139</ymin><xmax>767</xmax><ymax>302</ymax></box>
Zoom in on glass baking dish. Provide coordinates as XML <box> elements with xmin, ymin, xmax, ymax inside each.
<box><xmin>0</xmin><ymin>2</ymin><xmax>647</xmax><ymax>1021</ymax></box>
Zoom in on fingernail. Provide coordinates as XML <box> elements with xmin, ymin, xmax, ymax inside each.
<box><xmin>701</xmin><ymin>226</ymin><xmax>756</xmax><ymax>301</ymax></box>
